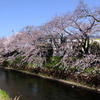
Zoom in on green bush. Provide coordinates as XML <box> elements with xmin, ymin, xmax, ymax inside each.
<box><xmin>84</xmin><ymin>67</ymin><xmax>94</xmax><ymax>73</ymax></box>
<box><xmin>44</xmin><ymin>56</ymin><xmax>62</xmax><ymax>69</ymax></box>
<box><xmin>28</xmin><ymin>63</ymin><xmax>34</xmax><ymax>66</ymax></box>
<box><xmin>0</xmin><ymin>90</ymin><xmax>10</xmax><ymax>100</ymax></box>
<box><xmin>13</xmin><ymin>56</ymin><xmax>23</xmax><ymax>64</ymax></box>
<box><xmin>59</xmin><ymin>67</ymin><xmax>66</xmax><ymax>71</ymax></box>
<box><xmin>69</xmin><ymin>66</ymin><xmax>81</xmax><ymax>72</ymax></box>
<box><xmin>3</xmin><ymin>60</ymin><xmax>12</xmax><ymax>67</ymax></box>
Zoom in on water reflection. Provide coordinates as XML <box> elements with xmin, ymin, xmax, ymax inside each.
<box><xmin>0</xmin><ymin>69</ymin><xmax>100</xmax><ymax>100</ymax></box>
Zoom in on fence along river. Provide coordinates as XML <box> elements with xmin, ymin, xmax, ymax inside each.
<box><xmin>0</xmin><ymin>68</ymin><xmax>100</xmax><ymax>100</ymax></box>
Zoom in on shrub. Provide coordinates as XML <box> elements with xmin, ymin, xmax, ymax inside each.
<box><xmin>3</xmin><ymin>60</ymin><xmax>12</xmax><ymax>67</ymax></box>
<box><xmin>44</xmin><ymin>56</ymin><xmax>62</xmax><ymax>69</ymax></box>
<box><xmin>0</xmin><ymin>90</ymin><xmax>10</xmax><ymax>100</ymax></box>
<box><xmin>83</xmin><ymin>67</ymin><xmax>94</xmax><ymax>73</ymax></box>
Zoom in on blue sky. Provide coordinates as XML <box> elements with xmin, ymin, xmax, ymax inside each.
<box><xmin>0</xmin><ymin>0</ymin><xmax>100</xmax><ymax>38</ymax></box>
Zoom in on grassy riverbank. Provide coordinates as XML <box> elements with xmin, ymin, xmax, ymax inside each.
<box><xmin>2</xmin><ymin>55</ymin><xmax>100</xmax><ymax>90</ymax></box>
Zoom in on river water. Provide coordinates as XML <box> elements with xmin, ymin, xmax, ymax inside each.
<box><xmin>0</xmin><ymin>69</ymin><xmax>100</xmax><ymax>100</ymax></box>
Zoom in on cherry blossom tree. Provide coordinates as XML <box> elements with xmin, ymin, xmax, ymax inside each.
<box><xmin>50</xmin><ymin>0</ymin><xmax>100</xmax><ymax>54</ymax></box>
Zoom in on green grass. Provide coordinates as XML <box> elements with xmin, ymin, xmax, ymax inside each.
<box><xmin>44</xmin><ymin>56</ymin><xmax>62</xmax><ymax>69</ymax></box>
<box><xmin>69</xmin><ymin>65</ymin><xmax>81</xmax><ymax>72</ymax></box>
<box><xmin>83</xmin><ymin>67</ymin><xmax>94</xmax><ymax>73</ymax></box>
<box><xmin>0</xmin><ymin>90</ymin><xmax>10</xmax><ymax>100</ymax></box>
<box><xmin>58</xmin><ymin>67</ymin><xmax>66</xmax><ymax>71</ymax></box>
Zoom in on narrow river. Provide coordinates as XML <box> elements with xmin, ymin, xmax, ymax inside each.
<box><xmin>0</xmin><ymin>69</ymin><xmax>100</xmax><ymax>100</ymax></box>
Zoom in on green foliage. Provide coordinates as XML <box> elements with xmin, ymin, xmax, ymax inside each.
<box><xmin>13</xmin><ymin>56</ymin><xmax>28</xmax><ymax>66</ymax></box>
<box><xmin>69</xmin><ymin>66</ymin><xmax>81</xmax><ymax>72</ymax></box>
<box><xmin>59</xmin><ymin>67</ymin><xmax>66</xmax><ymax>71</ymax></box>
<box><xmin>65</xmin><ymin>57</ymin><xmax>77</xmax><ymax>64</ymax></box>
<box><xmin>78</xmin><ymin>56</ymin><xmax>83</xmax><ymax>59</ymax></box>
<box><xmin>0</xmin><ymin>90</ymin><xmax>10</xmax><ymax>100</ymax></box>
<box><xmin>7</xmin><ymin>61</ymin><xmax>12</xmax><ymax>65</ymax></box>
<box><xmin>3</xmin><ymin>60</ymin><xmax>12</xmax><ymax>67</ymax></box>
<box><xmin>15</xmin><ymin>56</ymin><xmax>23</xmax><ymax>60</ymax></box>
<box><xmin>28</xmin><ymin>63</ymin><xmax>34</xmax><ymax>66</ymax></box>
<box><xmin>3</xmin><ymin>56</ymin><xmax>28</xmax><ymax>69</ymax></box>
<box><xmin>14</xmin><ymin>56</ymin><xmax>23</xmax><ymax>64</ymax></box>
<box><xmin>44</xmin><ymin>56</ymin><xmax>61</xmax><ymax>69</ymax></box>
<box><xmin>84</xmin><ymin>67</ymin><xmax>94</xmax><ymax>73</ymax></box>
<box><xmin>22</xmin><ymin>62</ymin><xmax>28</xmax><ymax>66</ymax></box>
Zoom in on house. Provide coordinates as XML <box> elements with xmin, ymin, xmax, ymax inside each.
<box><xmin>90</xmin><ymin>38</ymin><xmax>100</xmax><ymax>43</ymax></box>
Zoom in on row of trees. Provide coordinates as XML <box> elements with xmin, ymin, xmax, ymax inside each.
<box><xmin>0</xmin><ymin>1</ymin><xmax>99</xmax><ymax>67</ymax></box>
